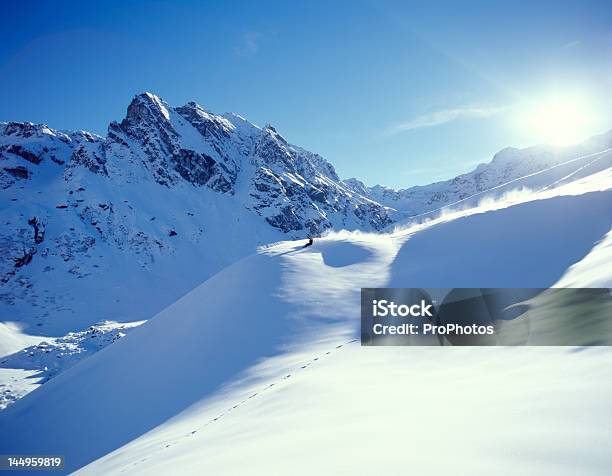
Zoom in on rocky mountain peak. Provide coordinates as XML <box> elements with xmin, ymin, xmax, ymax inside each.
<box><xmin>120</xmin><ymin>92</ymin><xmax>173</xmax><ymax>132</ymax></box>
<box><xmin>2</xmin><ymin>122</ymin><xmax>57</xmax><ymax>139</ymax></box>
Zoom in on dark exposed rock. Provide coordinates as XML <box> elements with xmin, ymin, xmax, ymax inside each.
<box><xmin>3</xmin><ymin>166</ymin><xmax>29</xmax><ymax>179</ymax></box>
<box><xmin>3</xmin><ymin>122</ymin><xmax>44</xmax><ymax>138</ymax></box>
<box><xmin>28</xmin><ymin>217</ymin><xmax>45</xmax><ymax>244</ymax></box>
<box><xmin>172</xmin><ymin>149</ymin><xmax>216</xmax><ymax>186</ymax></box>
<box><xmin>306</xmin><ymin>185</ymin><xmax>326</xmax><ymax>203</ymax></box>
<box><xmin>14</xmin><ymin>249</ymin><xmax>35</xmax><ymax>268</ymax></box>
<box><xmin>7</xmin><ymin>145</ymin><xmax>42</xmax><ymax>164</ymax></box>
<box><xmin>69</xmin><ymin>145</ymin><xmax>107</xmax><ymax>175</ymax></box>
<box><xmin>266</xmin><ymin>206</ymin><xmax>303</xmax><ymax>233</ymax></box>
<box><xmin>255</xmin><ymin>182</ymin><xmax>270</xmax><ymax>192</ymax></box>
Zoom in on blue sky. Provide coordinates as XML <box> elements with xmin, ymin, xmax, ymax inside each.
<box><xmin>1</xmin><ymin>0</ymin><xmax>611</xmax><ymax>188</ymax></box>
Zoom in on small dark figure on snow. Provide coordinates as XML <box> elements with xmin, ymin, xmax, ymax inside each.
<box><xmin>303</xmin><ymin>237</ymin><xmax>314</xmax><ymax>248</ymax></box>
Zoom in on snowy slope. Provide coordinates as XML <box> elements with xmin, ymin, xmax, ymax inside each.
<box><xmin>1</xmin><ymin>165</ymin><xmax>610</xmax><ymax>474</ymax></box>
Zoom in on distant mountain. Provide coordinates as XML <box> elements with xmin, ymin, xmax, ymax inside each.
<box><xmin>345</xmin><ymin>130</ymin><xmax>612</xmax><ymax>217</ymax></box>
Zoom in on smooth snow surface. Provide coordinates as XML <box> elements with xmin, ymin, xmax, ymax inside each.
<box><xmin>81</xmin><ymin>347</ymin><xmax>612</xmax><ymax>476</ymax></box>
<box><xmin>1</xmin><ymin>167</ymin><xmax>610</xmax><ymax>475</ymax></box>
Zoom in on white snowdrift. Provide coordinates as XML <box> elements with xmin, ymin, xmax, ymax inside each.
<box><xmin>0</xmin><ymin>170</ymin><xmax>610</xmax><ymax>475</ymax></box>
<box><xmin>0</xmin><ymin>322</ymin><xmax>43</xmax><ymax>357</ymax></box>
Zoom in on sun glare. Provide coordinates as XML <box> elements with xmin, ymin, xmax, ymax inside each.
<box><xmin>520</xmin><ymin>93</ymin><xmax>599</xmax><ymax>147</ymax></box>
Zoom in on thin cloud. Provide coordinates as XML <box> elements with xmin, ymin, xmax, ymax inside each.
<box><xmin>385</xmin><ymin>105</ymin><xmax>508</xmax><ymax>136</ymax></box>
<box><xmin>234</xmin><ymin>32</ymin><xmax>262</xmax><ymax>57</ymax></box>
<box><xmin>562</xmin><ymin>40</ymin><xmax>581</xmax><ymax>49</ymax></box>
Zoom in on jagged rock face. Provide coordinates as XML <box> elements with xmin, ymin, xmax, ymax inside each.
<box><xmin>175</xmin><ymin>102</ymin><xmax>234</xmax><ymax>152</ymax></box>
<box><xmin>248</xmin><ymin>125</ymin><xmax>391</xmax><ymax>235</ymax></box>
<box><xmin>1</xmin><ymin>92</ymin><xmax>391</xmax><ymax>236</ymax></box>
<box><xmin>0</xmin><ymin>122</ymin><xmax>108</xmax><ymax>191</ymax></box>
<box><xmin>107</xmin><ymin>93</ymin><xmax>237</xmax><ymax>191</ymax></box>
<box><xmin>67</xmin><ymin>132</ymin><xmax>108</xmax><ymax>176</ymax></box>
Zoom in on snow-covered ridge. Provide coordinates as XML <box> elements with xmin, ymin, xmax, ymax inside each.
<box><xmin>345</xmin><ymin>129</ymin><xmax>612</xmax><ymax>216</ymax></box>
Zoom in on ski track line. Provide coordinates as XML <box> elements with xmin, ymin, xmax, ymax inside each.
<box><xmin>540</xmin><ymin>154</ymin><xmax>606</xmax><ymax>191</ymax></box>
<box><xmin>118</xmin><ymin>338</ymin><xmax>360</xmax><ymax>472</ymax></box>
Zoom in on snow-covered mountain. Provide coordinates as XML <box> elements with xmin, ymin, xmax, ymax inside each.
<box><xmin>1</xmin><ymin>163</ymin><xmax>610</xmax><ymax>475</ymax></box>
<box><xmin>1</xmin><ymin>92</ymin><xmax>611</xmax><ymax>416</ymax></box>
<box><xmin>345</xmin><ymin>130</ymin><xmax>612</xmax><ymax>217</ymax></box>
<box><xmin>3</xmin><ymin>92</ymin><xmax>611</xmax><ymax>340</ymax></box>
<box><xmin>0</xmin><ymin>93</ymin><xmax>391</xmax><ymax>336</ymax></box>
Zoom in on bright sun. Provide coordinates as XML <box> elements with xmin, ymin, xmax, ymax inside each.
<box><xmin>520</xmin><ymin>93</ymin><xmax>598</xmax><ymax>147</ymax></box>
